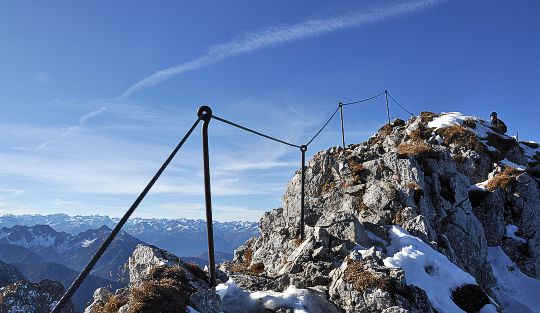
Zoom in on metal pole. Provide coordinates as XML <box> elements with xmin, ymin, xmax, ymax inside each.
<box><xmin>339</xmin><ymin>103</ymin><xmax>345</xmax><ymax>149</ymax></box>
<box><xmin>198</xmin><ymin>105</ymin><xmax>216</xmax><ymax>287</ymax></box>
<box><xmin>384</xmin><ymin>90</ymin><xmax>391</xmax><ymax>125</ymax></box>
<box><xmin>50</xmin><ymin>119</ymin><xmax>201</xmax><ymax>313</ymax></box>
<box><xmin>300</xmin><ymin>145</ymin><xmax>307</xmax><ymax>240</ymax></box>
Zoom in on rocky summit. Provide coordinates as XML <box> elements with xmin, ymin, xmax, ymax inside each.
<box><xmin>85</xmin><ymin>112</ymin><xmax>540</xmax><ymax>313</ymax></box>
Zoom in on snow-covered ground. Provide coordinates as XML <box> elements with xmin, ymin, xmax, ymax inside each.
<box><xmin>427</xmin><ymin>112</ymin><xmax>494</xmax><ymax>139</ymax></box>
<box><xmin>488</xmin><ymin>246</ymin><xmax>540</xmax><ymax>313</ymax></box>
<box><xmin>189</xmin><ymin>227</ymin><xmax>539</xmax><ymax>313</ymax></box>
<box><xmin>383</xmin><ymin>226</ymin><xmax>497</xmax><ymax>313</ymax></box>
<box><xmin>187</xmin><ymin>280</ymin><xmax>339</xmax><ymax>313</ymax></box>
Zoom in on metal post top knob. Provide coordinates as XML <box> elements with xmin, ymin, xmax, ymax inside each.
<box><xmin>338</xmin><ymin>102</ymin><xmax>343</xmax><ymax>107</ymax></box>
<box><xmin>300</xmin><ymin>145</ymin><xmax>307</xmax><ymax>152</ymax></box>
<box><xmin>197</xmin><ymin>105</ymin><xmax>213</xmax><ymax>121</ymax></box>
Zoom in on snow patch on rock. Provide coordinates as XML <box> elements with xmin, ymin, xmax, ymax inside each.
<box><xmin>488</xmin><ymin>246</ymin><xmax>540</xmax><ymax>313</ymax></box>
<box><xmin>384</xmin><ymin>226</ymin><xmax>487</xmax><ymax>313</ymax></box>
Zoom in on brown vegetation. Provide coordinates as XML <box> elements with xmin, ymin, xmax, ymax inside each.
<box><xmin>462</xmin><ymin>118</ymin><xmax>477</xmax><ymax>129</ymax></box>
<box><xmin>250</xmin><ymin>262</ymin><xmax>265</xmax><ymax>275</ymax></box>
<box><xmin>225</xmin><ymin>247</ymin><xmax>266</xmax><ymax>276</ymax></box>
<box><xmin>436</xmin><ymin>125</ymin><xmax>485</xmax><ymax>153</ymax></box>
<box><xmin>378</xmin><ymin>124</ymin><xmax>393</xmax><ymax>137</ymax></box>
<box><xmin>292</xmin><ymin>237</ymin><xmax>303</xmax><ymax>247</ymax></box>
<box><xmin>343</xmin><ymin>260</ymin><xmax>396</xmax><ymax>293</ymax></box>
<box><xmin>452</xmin><ymin>154</ymin><xmax>467</xmax><ymax>164</ymax></box>
<box><xmin>393</xmin><ymin>209</ymin><xmax>408</xmax><ymax>225</ymax></box>
<box><xmin>485</xmin><ymin>166</ymin><xmax>523</xmax><ymax>192</ymax></box>
<box><xmin>98</xmin><ymin>265</ymin><xmax>195</xmax><ymax>313</ymax></box>
<box><xmin>97</xmin><ymin>295</ymin><xmax>126</xmax><ymax>313</ymax></box>
<box><xmin>406</xmin><ymin>182</ymin><xmax>421</xmax><ymax>191</ymax></box>
<box><xmin>348</xmin><ymin>157</ymin><xmax>365</xmax><ymax>184</ymax></box>
<box><xmin>406</xmin><ymin>182</ymin><xmax>424</xmax><ymax>205</ymax></box>
<box><xmin>185</xmin><ymin>262</ymin><xmax>207</xmax><ymax>281</ymax></box>
<box><xmin>397</xmin><ymin>142</ymin><xmax>434</xmax><ymax>158</ymax></box>
<box><xmin>419</xmin><ymin>111</ymin><xmax>439</xmax><ymax>124</ymax></box>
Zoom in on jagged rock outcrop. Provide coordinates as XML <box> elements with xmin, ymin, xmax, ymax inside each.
<box><xmin>0</xmin><ymin>279</ymin><xmax>74</xmax><ymax>313</ymax></box>
<box><xmin>223</xmin><ymin>112</ymin><xmax>540</xmax><ymax>312</ymax></box>
<box><xmin>85</xmin><ymin>244</ymin><xmax>214</xmax><ymax>313</ymax></box>
<box><xmin>85</xmin><ymin>112</ymin><xmax>540</xmax><ymax>313</ymax></box>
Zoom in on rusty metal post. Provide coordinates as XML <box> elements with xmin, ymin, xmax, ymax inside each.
<box><xmin>300</xmin><ymin>145</ymin><xmax>307</xmax><ymax>240</ymax></box>
<box><xmin>198</xmin><ymin>105</ymin><xmax>216</xmax><ymax>287</ymax></box>
<box><xmin>385</xmin><ymin>90</ymin><xmax>390</xmax><ymax>125</ymax></box>
<box><xmin>339</xmin><ymin>102</ymin><xmax>346</xmax><ymax>149</ymax></box>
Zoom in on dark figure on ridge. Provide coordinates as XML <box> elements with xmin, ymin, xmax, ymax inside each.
<box><xmin>490</xmin><ymin>111</ymin><xmax>507</xmax><ymax>134</ymax></box>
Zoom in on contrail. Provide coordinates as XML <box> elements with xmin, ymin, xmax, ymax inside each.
<box><xmin>35</xmin><ymin>106</ymin><xmax>107</xmax><ymax>151</ymax></box>
<box><xmin>121</xmin><ymin>0</ymin><xmax>447</xmax><ymax>98</ymax></box>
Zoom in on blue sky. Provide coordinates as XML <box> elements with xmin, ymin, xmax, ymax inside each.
<box><xmin>0</xmin><ymin>0</ymin><xmax>539</xmax><ymax>221</ymax></box>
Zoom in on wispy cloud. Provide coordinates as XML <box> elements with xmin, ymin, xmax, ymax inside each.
<box><xmin>121</xmin><ymin>0</ymin><xmax>446</xmax><ymax>98</ymax></box>
<box><xmin>36</xmin><ymin>106</ymin><xmax>107</xmax><ymax>151</ymax></box>
<box><xmin>79</xmin><ymin>106</ymin><xmax>106</xmax><ymax>124</ymax></box>
<box><xmin>0</xmin><ymin>187</ymin><xmax>24</xmax><ymax>199</ymax></box>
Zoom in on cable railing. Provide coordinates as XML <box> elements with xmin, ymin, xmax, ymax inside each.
<box><xmin>50</xmin><ymin>89</ymin><xmax>414</xmax><ymax>313</ymax></box>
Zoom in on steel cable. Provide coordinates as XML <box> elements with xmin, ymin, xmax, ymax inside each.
<box><xmin>387</xmin><ymin>92</ymin><xmax>414</xmax><ymax>117</ymax></box>
<box><xmin>212</xmin><ymin>115</ymin><xmax>301</xmax><ymax>149</ymax></box>
<box><xmin>50</xmin><ymin>118</ymin><xmax>201</xmax><ymax>313</ymax></box>
<box><xmin>341</xmin><ymin>91</ymin><xmax>385</xmax><ymax>106</ymax></box>
<box><xmin>306</xmin><ymin>107</ymin><xmax>340</xmax><ymax>146</ymax></box>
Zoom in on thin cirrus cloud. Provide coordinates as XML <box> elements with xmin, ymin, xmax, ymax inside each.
<box><xmin>120</xmin><ymin>0</ymin><xmax>447</xmax><ymax>98</ymax></box>
<box><xmin>35</xmin><ymin>106</ymin><xmax>107</xmax><ymax>151</ymax></box>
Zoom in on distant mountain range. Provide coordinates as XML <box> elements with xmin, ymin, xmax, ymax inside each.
<box><xmin>0</xmin><ymin>214</ymin><xmax>259</xmax><ymax>257</ymax></box>
<box><xmin>0</xmin><ymin>224</ymin><xmax>142</xmax><ymax>281</ymax></box>
<box><xmin>0</xmin><ymin>214</ymin><xmax>258</xmax><ymax>311</ymax></box>
<box><xmin>0</xmin><ymin>225</ymin><xmax>131</xmax><ymax>311</ymax></box>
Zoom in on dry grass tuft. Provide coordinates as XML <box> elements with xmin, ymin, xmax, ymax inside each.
<box><xmin>406</xmin><ymin>182</ymin><xmax>421</xmax><ymax>191</ymax></box>
<box><xmin>486</xmin><ymin>166</ymin><xmax>523</xmax><ymax>192</ymax></box>
<box><xmin>250</xmin><ymin>262</ymin><xmax>265</xmax><ymax>275</ymax></box>
<box><xmin>437</xmin><ymin>125</ymin><xmax>485</xmax><ymax>153</ymax></box>
<box><xmin>409</xmin><ymin>123</ymin><xmax>435</xmax><ymax>142</ymax></box>
<box><xmin>397</xmin><ymin>142</ymin><xmax>434</xmax><ymax>158</ymax></box>
<box><xmin>378</xmin><ymin>124</ymin><xmax>393</xmax><ymax>137</ymax></box>
<box><xmin>184</xmin><ymin>262</ymin><xmax>207</xmax><ymax>281</ymax></box>
<box><xmin>99</xmin><ymin>264</ymin><xmax>204</xmax><ymax>313</ymax></box>
<box><xmin>452</xmin><ymin>154</ymin><xmax>467</xmax><ymax>164</ymax></box>
<box><xmin>393</xmin><ymin>210</ymin><xmax>406</xmax><ymax>225</ymax></box>
<box><xmin>462</xmin><ymin>118</ymin><xmax>477</xmax><ymax>129</ymax></box>
<box><xmin>420</xmin><ymin>111</ymin><xmax>439</xmax><ymax>124</ymax></box>
<box><xmin>344</xmin><ymin>260</ymin><xmax>396</xmax><ymax>292</ymax></box>
<box><xmin>110</xmin><ymin>265</ymin><xmax>196</xmax><ymax>313</ymax></box>
<box><xmin>128</xmin><ymin>278</ymin><xmax>192</xmax><ymax>313</ymax></box>
<box><xmin>97</xmin><ymin>295</ymin><xmax>127</xmax><ymax>313</ymax></box>
<box><xmin>292</xmin><ymin>237</ymin><xmax>303</xmax><ymax>247</ymax></box>
<box><xmin>406</xmin><ymin>182</ymin><xmax>424</xmax><ymax>204</ymax></box>
<box><xmin>348</xmin><ymin>157</ymin><xmax>365</xmax><ymax>184</ymax></box>
<box><xmin>226</xmin><ymin>247</ymin><xmax>265</xmax><ymax>276</ymax></box>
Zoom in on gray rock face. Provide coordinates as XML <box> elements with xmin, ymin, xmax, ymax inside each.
<box><xmin>190</xmin><ymin>288</ymin><xmax>221</xmax><ymax>313</ymax></box>
<box><xmin>225</xmin><ymin>113</ymin><xmax>540</xmax><ymax>312</ymax></box>
<box><xmin>83</xmin><ymin>287</ymin><xmax>111</xmax><ymax>313</ymax></box>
